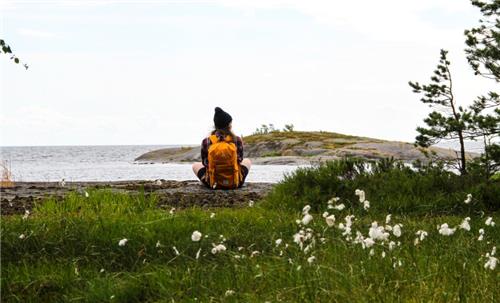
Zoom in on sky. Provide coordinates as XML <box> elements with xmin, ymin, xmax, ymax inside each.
<box><xmin>0</xmin><ymin>0</ymin><xmax>496</xmax><ymax>146</ymax></box>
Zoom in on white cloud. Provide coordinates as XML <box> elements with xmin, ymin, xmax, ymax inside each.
<box><xmin>17</xmin><ymin>28</ymin><xmax>56</xmax><ymax>38</ymax></box>
<box><xmin>0</xmin><ymin>0</ymin><xmax>492</xmax><ymax>146</ymax></box>
<box><xmin>215</xmin><ymin>0</ymin><xmax>476</xmax><ymax>42</ymax></box>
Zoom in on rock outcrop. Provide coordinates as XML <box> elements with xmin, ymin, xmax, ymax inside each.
<box><xmin>134</xmin><ymin>131</ymin><xmax>477</xmax><ymax>165</ymax></box>
<box><xmin>0</xmin><ymin>180</ymin><xmax>274</xmax><ymax>215</ymax></box>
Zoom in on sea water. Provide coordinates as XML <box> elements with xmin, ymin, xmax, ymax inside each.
<box><xmin>0</xmin><ymin>145</ymin><xmax>301</xmax><ymax>183</ymax></box>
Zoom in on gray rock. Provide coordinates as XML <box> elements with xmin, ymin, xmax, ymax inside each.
<box><xmin>134</xmin><ymin>134</ymin><xmax>479</xmax><ymax>166</ymax></box>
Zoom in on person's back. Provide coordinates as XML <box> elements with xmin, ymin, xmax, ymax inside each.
<box><xmin>192</xmin><ymin>107</ymin><xmax>251</xmax><ymax>189</ymax></box>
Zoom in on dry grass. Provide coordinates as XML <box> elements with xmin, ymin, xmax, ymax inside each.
<box><xmin>0</xmin><ymin>160</ymin><xmax>14</xmax><ymax>188</ymax></box>
<box><xmin>243</xmin><ymin>131</ymin><xmax>363</xmax><ymax>145</ymax></box>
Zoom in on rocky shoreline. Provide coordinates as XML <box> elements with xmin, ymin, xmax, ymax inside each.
<box><xmin>0</xmin><ymin>180</ymin><xmax>274</xmax><ymax>216</ymax></box>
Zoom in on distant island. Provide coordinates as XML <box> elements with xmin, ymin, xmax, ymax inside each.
<box><xmin>134</xmin><ymin>131</ymin><xmax>477</xmax><ymax>165</ymax></box>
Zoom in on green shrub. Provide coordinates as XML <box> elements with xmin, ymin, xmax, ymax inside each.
<box><xmin>262</xmin><ymin>158</ymin><xmax>500</xmax><ymax>215</ymax></box>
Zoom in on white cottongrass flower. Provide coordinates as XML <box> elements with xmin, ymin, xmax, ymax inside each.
<box><xmin>22</xmin><ymin>210</ymin><xmax>30</xmax><ymax>220</ymax></box>
<box><xmin>393</xmin><ymin>224</ymin><xmax>402</xmax><ymax>238</ymax></box>
<box><xmin>19</xmin><ymin>233</ymin><xmax>25</xmax><ymax>239</ymax></box>
<box><xmin>464</xmin><ymin>193</ymin><xmax>472</xmax><ymax>204</ymax></box>
<box><xmin>363</xmin><ymin>238</ymin><xmax>375</xmax><ymax>248</ymax></box>
<box><xmin>478</xmin><ymin>228</ymin><xmax>485</xmax><ymax>241</ymax></box>
<box><xmin>225</xmin><ymin>290</ymin><xmax>235</xmax><ymax>297</ymax></box>
<box><xmin>484</xmin><ymin>255</ymin><xmax>498</xmax><ymax>270</ymax></box>
<box><xmin>381</xmin><ymin>251</ymin><xmax>386</xmax><ymax>258</ymax></box>
<box><xmin>59</xmin><ymin>178</ymin><xmax>66</xmax><ymax>187</ymax></box>
<box><xmin>173</xmin><ymin>246</ymin><xmax>180</xmax><ymax>255</ymax></box>
<box><xmin>100</xmin><ymin>268</ymin><xmax>105</xmax><ymax>273</ymax></box>
<box><xmin>327</xmin><ymin>197</ymin><xmax>340</xmax><ymax>205</ymax></box>
<box><xmin>154</xmin><ymin>179</ymin><xmax>162</xmax><ymax>186</ymax></box>
<box><xmin>388</xmin><ymin>241</ymin><xmax>396</xmax><ymax>251</ymax></box>
<box><xmin>363</xmin><ymin>200</ymin><xmax>370</xmax><ymax>210</ymax></box>
<box><xmin>369</xmin><ymin>249</ymin><xmax>375</xmax><ymax>256</ymax></box>
<box><xmin>211</xmin><ymin>243</ymin><xmax>227</xmax><ymax>254</ymax></box>
<box><xmin>385</xmin><ymin>214</ymin><xmax>392</xmax><ymax>224</ymax></box>
<box><xmin>322</xmin><ymin>212</ymin><xmax>329</xmax><ymax>218</ymax></box>
<box><xmin>169</xmin><ymin>208</ymin><xmax>175</xmax><ymax>215</ymax></box>
<box><xmin>251</xmin><ymin>251</ymin><xmax>260</xmax><ymax>258</ymax></box>
<box><xmin>354</xmin><ymin>189</ymin><xmax>366</xmax><ymax>203</ymax></box>
<box><xmin>368</xmin><ymin>222</ymin><xmax>390</xmax><ymax>241</ymax></box>
<box><xmin>210</xmin><ymin>212</ymin><xmax>215</xmax><ymax>218</ymax></box>
<box><xmin>191</xmin><ymin>231</ymin><xmax>202</xmax><ymax>242</ymax></box>
<box><xmin>118</xmin><ymin>238</ymin><xmax>128</xmax><ymax>246</ymax></box>
<box><xmin>353</xmin><ymin>231</ymin><xmax>365</xmax><ymax>246</ymax></box>
<box><xmin>304</xmin><ymin>243</ymin><xmax>314</xmax><ymax>254</ymax></box>
<box><xmin>293</xmin><ymin>230</ymin><xmax>305</xmax><ymax>249</ymax></box>
<box><xmin>84</xmin><ymin>191</ymin><xmax>89</xmax><ymax>198</ymax></box>
<box><xmin>414</xmin><ymin>230</ymin><xmax>428</xmax><ymax>246</ymax></box>
<box><xmin>339</xmin><ymin>215</ymin><xmax>356</xmax><ymax>239</ymax></box>
<box><xmin>459</xmin><ymin>217</ymin><xmax>471</xmax><ymax>231</ymax></box>
<box><xmin>438</xmin><ymin>223</ymin><xmax>456</xmax><ymax>236</ymax></box>
<box><xmin>333</xmin><ymin>204</ymin><xmax>345</xmax><ymax>211</ymax></box>
<box><xmin>301</xmin><ymin>214</ymin><xmax>313</xmax><ymax>225</ymax></box>
<box><xmin>485</xmin><ymin>217</ymin><xmax>495</xmax><ymax>226</ymax></box>
<box><xmin>275</xmin><ymin>238</ymin><xmax>283</xmax><ymax>246</ymax></box>
<box><xmin>307</xmin><ymin>256</ymin><xmax>316</xmax><ymax>264</ymax></box>
<box><xmin>293</xmin><ymin>229</ymin><xmax>314</xmax><ymax>250</ymax></box>
<box><xmin>325</xmin><ymin>215</ymin><xmax>336</xmax><ymax>227</ymax></box>
<box><xmin>302</xmin><ymin>205</ymin><xmax>311</xmax><ymax>214</ymax></box>
<box><xmin>156</xmin><ymin>240</ymin><xmax>161</xmax><ymax>248</ymax></box>
<box><xmin>484</xmin><ymin>247</ymin><xmax>497</xmax><ymax>270</ymax></box>
<box><xmin>248</xmin><ymin>200</ymin><xmax>255</xmax><ymax>207</ymax></box>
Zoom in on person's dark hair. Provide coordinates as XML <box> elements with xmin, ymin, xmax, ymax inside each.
<box><xmin>211</xmin><ymin>126</ymin><xmax>237</xmax><ymax>143</ymax></box>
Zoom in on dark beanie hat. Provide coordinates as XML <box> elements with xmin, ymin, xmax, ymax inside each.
<box><xmin>213</xmin><ymin>107</ymin><xmax>232</xmax><ymax>129</ymax></box>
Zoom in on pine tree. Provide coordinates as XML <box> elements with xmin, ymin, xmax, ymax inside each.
<box><xmin>464</xmin><ymin>0</ymin><xmax>500</xmax><ymax>175</ymax></box>
<box><xmin>409</xmin><ymin>50</ymin><xmax>470</xmax><ymax>175</ymax></box>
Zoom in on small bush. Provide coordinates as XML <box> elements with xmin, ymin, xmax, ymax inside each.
<box><xmin>262</xmin><ymin>158</ymin><xmax>500</xmax><ymax>215</ymax></box>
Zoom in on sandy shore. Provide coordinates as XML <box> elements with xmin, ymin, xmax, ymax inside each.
<box><xmin>0</xmin><ymin>180</ymin><xmax>274</xmax><ymax>216</ymax></box>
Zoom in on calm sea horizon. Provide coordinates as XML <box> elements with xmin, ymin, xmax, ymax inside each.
<box><xmin>0</xmin><ymin>145</ymin><xmax>301</xmax><ymax>183</ymax></box>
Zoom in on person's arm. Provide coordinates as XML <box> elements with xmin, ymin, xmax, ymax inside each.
<box><xmin>201</xmin><ymin>138</ymin><xmax>209</xmax><ymax>167</ymax></box>
<box><xmin>236</xmin><ymin>136</ymin><xmax>244</xmax><ymax>164</ymax></box>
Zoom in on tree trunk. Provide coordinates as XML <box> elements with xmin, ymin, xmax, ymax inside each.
<box><xmin>458</xmin><ymin>130</ymin><xmax>467</xmax><ymax>175</ymax></box>
<box><xmin>446</xmin><ymin>65</ymin><xmax>467</xmax><ymax>175</ymax></box>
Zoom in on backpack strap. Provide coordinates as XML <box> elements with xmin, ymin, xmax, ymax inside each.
<box><xmin>209</xmin><ymin>134</ymin><xmax>219</xmax><ymax>145</ymax></box>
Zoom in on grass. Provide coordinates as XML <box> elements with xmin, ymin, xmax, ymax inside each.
<box><xmin>1</xmin><ymin>160</ymin><xmax>499</xmax><ymax>302</ymax></box>
<box><xmin>243</xmin><ymin>131</ymin><xmax>365</xmax><ymax>145</ymax></box>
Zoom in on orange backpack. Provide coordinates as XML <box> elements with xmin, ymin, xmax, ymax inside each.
<box><xmin>207</xmin><ymin>134</ymin><xmax>241</xmax><ymax>189</ymax></box>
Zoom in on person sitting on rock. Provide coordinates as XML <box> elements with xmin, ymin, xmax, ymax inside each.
<box><xmin>192</xmin><ymin>107</ymin><xmax>251</xmax><ymax>189</ymax></box>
